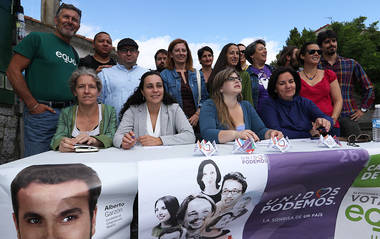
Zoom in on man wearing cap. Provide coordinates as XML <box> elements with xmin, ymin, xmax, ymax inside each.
<box><xmin>98</xmin><ymin>38</ymin><xmax>147</xmax><ymax>118</ymax></box>
<box><xmin>6</xmin><ymin>3</ymin><xmax>81</xmax><ymax>157</ymax></box>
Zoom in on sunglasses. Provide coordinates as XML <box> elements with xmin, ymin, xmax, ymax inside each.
<box><xmin>307</xmin><ymin>49</ymin><xmax>322</xmax><ymax>55</ymax></box>
<box><xmin>239</xmin><ymin>50</ymin><xmax>246</xmax><ymax>54</ymax></box>
<box><xmin>227</xmin><ymin>77</ymin><xmax>241</xmax><ymax>82</ymax></box>
<box><xmin>347</xmin><ymin>134</ymin><xmax>371</xmax><ymax>147</ymax></box>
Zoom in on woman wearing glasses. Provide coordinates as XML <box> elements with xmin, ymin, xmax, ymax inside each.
<box><xmin>199</xmin><ymin>67</ymin><xmax>282</xmax><ymax>143</ymax></box>
<box><xmin>298</xmin><ymin>42</ymin><xmax>342</xmax><ymax>136</ymax></box>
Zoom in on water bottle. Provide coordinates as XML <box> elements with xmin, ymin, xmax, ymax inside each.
<box><xmin>372</xmin><ymin>104</ymin><xmax>380</xmax><ymax>142</ymax></box>
<box><xmin>15</xmin><ymin>4</ymin><xmax>26</xmax><ymax>42</ymax></box>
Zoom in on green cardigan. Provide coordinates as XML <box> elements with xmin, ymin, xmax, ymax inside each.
<box><xmin>50</xmin><ymin>104</ymin><xmax>117</xmax><ymax>150</ymax></box>
<box><xmin>240</xmin><ymin>70</ymin><xmax>254</xmax><ymax>106</ymax></box>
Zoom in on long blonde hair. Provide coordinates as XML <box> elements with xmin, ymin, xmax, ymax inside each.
<box><xmin>211</xmin><ymin>67</ymin><xmax>242</xmax><ymax>129</ymax></box>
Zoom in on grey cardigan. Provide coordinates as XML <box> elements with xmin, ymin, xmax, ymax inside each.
<box><xmin>113</xmin><ymin>103</ymin><xmax>195</xmax><ymax>147</ymax></box>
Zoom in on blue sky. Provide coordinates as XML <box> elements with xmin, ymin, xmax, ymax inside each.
<box><xmin>22</xmin><ymin>0</ymin><xmax>380</xmax><ymax>69</ymax></box>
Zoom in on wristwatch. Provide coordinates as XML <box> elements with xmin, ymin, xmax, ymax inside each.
<box><xmin>360</xmin><ymin>108</ymin><xmax>368</xmax><ymax>113</ymax></box>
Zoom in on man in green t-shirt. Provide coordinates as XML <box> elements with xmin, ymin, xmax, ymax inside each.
<box><xmin>6</xmin><ymin>3</ymin><xmax>81</xmax><ymax>157</ymax></box>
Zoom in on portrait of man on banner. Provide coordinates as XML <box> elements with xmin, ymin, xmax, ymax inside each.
<box><xmin>10</xmin><ymin>163</ymin><xmax>102</xmax><ymax>239</ymax></box>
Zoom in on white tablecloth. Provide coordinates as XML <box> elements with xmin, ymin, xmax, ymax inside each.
<box><xmin>2</xmin><ymin>139</ymin><xmax>380</xmax><ymax>168</ymax></box>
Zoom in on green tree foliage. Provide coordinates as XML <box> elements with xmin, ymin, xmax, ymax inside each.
<box><xmin>277</xmin><ymin>17</ymin><xmax>380</xmax><ymax>103</ymax></box>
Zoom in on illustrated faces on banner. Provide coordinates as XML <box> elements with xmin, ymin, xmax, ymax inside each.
<box><xmin>221</xmin><ymin>179</ymin><xmax>243</xmax><ymax>208</ymax></box>
<box><xmin>202</xmin><ymin>164</ymin><xmax>217</xmax><ymax>188</ymax></box>
<box><xmin>155</xmin><ymin>200</ymin><xmax>171</xmax><ymax>223</ymax></box>
<box><xmin>184</xmin><ymin>198</ymin><xmax>213</xmax><ymax>231</ymax></box>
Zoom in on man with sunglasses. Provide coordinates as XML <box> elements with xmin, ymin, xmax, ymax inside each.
<box><xmin>318</xmin><ymin>30</ymin><xmax>375</xmax><ymax>137</ymax></box>
<box><xmin>98</xmin><ymin>38</ymin><xmax>147</xmax><ymax>118</ymax></box>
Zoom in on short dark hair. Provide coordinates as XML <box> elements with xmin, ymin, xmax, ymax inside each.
<box><xmin>155</xmin><ymin>49</ymin><xmax>168</xmax><ymax>60</ymax></box>
<box><xmin>197</xmin><ymin>46</ymin><xmax>214</xmax><ymax>61</ymax></box>
<box><xmin>177</xmin><ymin>194</ymin><xmax>216</xmax><ymax>225</ymax></box>
<box><xmin>11</xmin><ymin>164</ymin><xmax>102</xmax><ymax>224</ymax></box>
<box><xmin>155</xmin><ymin>195</ymin><xmax>180</xmax><ymax>227</ymax></box>
<box><xmin>298</xmin><ymin>41</ymin><xmax>317</xmax><ymax>65</ymax></box>
<box><xmin>118</xmin><ymin>70</ymin><xmax>177</xmax><ymax>121</ymax></box>
<box><xmin>94</xmin><ymin>31</ymin><xmax>110</xmax><ymax>42</ymax></box>
<box><xmin>278</xmin><ymin>45</ymin><xmax>297</xmax><ymax>67</ymax></box>
<box><xmin>196</xmin><ymin>160</ymin><xmax>221</xmax><ymax>191</ymax></box>
<box><xmin>245</xmin><ymin>39</ymin><xmax>266</xmax><ymax>64</ymax></box>
<box><xmin>56</xmin><ymin>3</ymin><xmax>82</xmax><ymax>19</ymax></box>
<box><xmin>158</xmin><ymin>226</ymin><xmax>183</xmax><ymax>239</ymax></box>
<box><xmin>267</xmin><ymin>67</ymin><xmax>301</xmax><ymax>99</ymax></box>
<box><xmin>221</xmin><ymin>172</ymin><xmax>247</xmax><ymax>193</ymax></box>
<box><xmin>317</xmin><ymin>30</ymin><xmax>337</xmax><ymax>46</ymax></box>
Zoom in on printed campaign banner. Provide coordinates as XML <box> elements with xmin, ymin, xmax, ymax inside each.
<box><xmin>138</xmin><ymin>154</ymin><xmax>269</xmax><ymax>239</ymax></box>
<box><xmin>243</xmin><ymin>149</ymin><xmax>369</xmax><ymax>239</ymax></box>
<box><xmin>0</xmin><ymin>162</ymin><xmax>137</xmax><ymax>239</ymax></box>
<box><xmin>334</xmin><ymin>153</ymin><xmax>380</xmax><ymax>239</ymax></box>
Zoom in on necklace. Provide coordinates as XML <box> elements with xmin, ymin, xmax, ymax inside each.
<box><xmin>303</xmin><ymin>70</ymin><xmax>318</xmax><ymax>80</ymax></box>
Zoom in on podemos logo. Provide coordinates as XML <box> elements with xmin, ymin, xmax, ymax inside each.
<box><xmin>260</xmin><ymin>187</ymin><xmax>341</xmax><ymax>214</ymax></box>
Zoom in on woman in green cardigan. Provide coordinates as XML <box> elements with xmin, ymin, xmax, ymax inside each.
<box><xmin>50</xmin><ymin>67</ymin><xmax>117</xmax><ymax>152</ymax></box>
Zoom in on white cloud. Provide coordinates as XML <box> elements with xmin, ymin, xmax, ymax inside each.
<box><xmin>77</xmin><ymin>23</ymin><xmax>100</xmax><ymax>39</ymax></box>
<box><xmin>110</xmin><ymin>36</ymin><xmax>281</xmax><ymax>69</ymax></box>
<box><xmin>240</xmin><ymin>37</ymin><xmax>281</xmax><ymax>64</ymax></box>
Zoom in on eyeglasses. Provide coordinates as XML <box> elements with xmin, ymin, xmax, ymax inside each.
<box><xmin>239</xmin><ymin>50</ymin><xmax>245</xmax><ymax>54</ymax></box>
<box><xmin>347</xmin><ymin>134</ymin><xmax>371</xmax><ymax>147</ymax></box>
<box><xmin>227</xmin><ymin>77</ymin><xmax>241</xmax><ymax>82</ymax></box>
<box><xmin>119</xmin><ymin>48</ymin><xmax>137</xmax><ymax>53</ymax></box>
<box><xmin>307</xmin><ymin>50</ymin><xmax>322</xmax><ymax>55</ymax></box>
<box><xmin>222</xmin><ymin>189</ymin><xmax>242</xmax><ymax>195</ymax></box>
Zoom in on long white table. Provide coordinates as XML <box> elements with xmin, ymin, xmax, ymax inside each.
<box><xmin>2</xmin><ymin>139</ymin><xmax>380</xmax><ymax>168</ymax></box>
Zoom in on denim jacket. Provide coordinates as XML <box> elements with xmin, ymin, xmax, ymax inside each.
<box><xmin>160</xmin><ymin>69</ymin><xmax>208</xmax><ymax>109</ymax></box>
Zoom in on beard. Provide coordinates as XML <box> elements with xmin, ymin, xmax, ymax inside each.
<box><xmin>326</xmin><ymin>47</ymin><xmax>336</xmax><ymax>56</ymax></box>
<box><xmin>57</xmin><ymin>23</ymin><xmax>77</xmax><ymax>39</ymax></box>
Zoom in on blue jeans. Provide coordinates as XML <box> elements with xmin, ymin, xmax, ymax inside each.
<box><xmin>23</xmin><ymin>107</ymin><xmax>61</xmax><ymax>157</ymax></box>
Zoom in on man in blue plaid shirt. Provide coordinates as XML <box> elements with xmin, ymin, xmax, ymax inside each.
<box><xmin>318</xmin><ymin>30</ymin><xmax>375</xmax><ymax>137</ymax></box>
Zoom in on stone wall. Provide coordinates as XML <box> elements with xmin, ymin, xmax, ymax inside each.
<box><xmin>0</xmin><ymin>103</ymin><xmax>20</xmax><ymax>163</ymax></box>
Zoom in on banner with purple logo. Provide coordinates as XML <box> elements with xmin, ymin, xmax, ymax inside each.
<box><xmin>138</xmin><ymin>149</ymin><xmax>370</xmax><ymax>239</ymax></box>
<box><xmin>243</xmin><ymin>149</ymin><xmax>369</xmax><ymax>239</ymax></box>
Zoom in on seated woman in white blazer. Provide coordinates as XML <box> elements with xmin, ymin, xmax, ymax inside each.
<box><xmin>113</xmin><ymin>71</ymin><xmax>195</xmax><ymax>149</ymax></box>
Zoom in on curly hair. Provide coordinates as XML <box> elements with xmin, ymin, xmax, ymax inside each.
<box><xmin>118</xmin><ymin>70</ymin><xmax>177</xmax><ymax>121</ymax></box>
